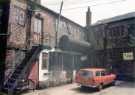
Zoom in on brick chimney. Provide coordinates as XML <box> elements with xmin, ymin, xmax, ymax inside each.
<box><xmin>86</xmin><ymin>6</ymin><xmax>91</xmax><ymax>27</ymax></box>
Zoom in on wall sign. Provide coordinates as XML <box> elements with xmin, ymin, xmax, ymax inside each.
<box><xmin>123</xmin><ymin>52</ymin><xmax>134</xmax><ymax>60</ymax></box>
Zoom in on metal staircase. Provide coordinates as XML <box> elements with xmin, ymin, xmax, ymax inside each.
<box><xmin>4</xmin><ymin>45</ymin><xmax>43</xmax><ymax>94</ymax></box>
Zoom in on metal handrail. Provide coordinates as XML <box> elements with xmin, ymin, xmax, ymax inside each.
<box><xmin>9</xmin><ymin>46</ymin><xmax>42</xmax><ymax>92</ymax></box>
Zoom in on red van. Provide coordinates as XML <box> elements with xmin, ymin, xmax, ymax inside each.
<box><xmin>75</xmin><ymin>68</ymin><xmax>116</xmax><ymax>90</ymax></box>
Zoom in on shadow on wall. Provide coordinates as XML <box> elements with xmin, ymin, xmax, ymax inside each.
<box><xmin>59</xmin><ymin>35</ymin><xmax>91</xmax><ymax>54</ymax></box>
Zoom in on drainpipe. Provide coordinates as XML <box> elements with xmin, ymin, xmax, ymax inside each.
<box><xmin>26</xmin><ymin>5</ymin><xmax>33</xmax><ymax>49</ymax></box>
<box><xmin>55</xmin><ymin>0</ymin><xmax>63</xmax><ymax>49</ymax></box>
<box><xmin>54</xmin><ymin>1</ymin><xmax>64</xmax><ymax>76</ymax></box>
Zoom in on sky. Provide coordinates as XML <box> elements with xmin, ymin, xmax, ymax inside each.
<box><xmin>41</xmin><ymin>0</ymin><xmax>135</xmax><ymax>26</ymax></box>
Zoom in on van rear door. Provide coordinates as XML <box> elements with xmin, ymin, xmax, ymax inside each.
<box><xmin>78</xmin><ymin>70</ymin><xmax>93</xmax><ymax>85</ymax></box>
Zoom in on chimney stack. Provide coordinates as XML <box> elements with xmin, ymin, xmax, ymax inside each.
<box><xmin>86</xmin><ymin>6</ymin><xmax>91</xmax><ymax>27</ymax></box>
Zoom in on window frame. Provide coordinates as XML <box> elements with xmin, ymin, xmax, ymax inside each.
<box><xmin>14</xmin><ymin>6</ymin><xmax>26</xmax><ymax>26</ymax></box>
<box><xmin>96</xmin><ymin>71</ymin><xmax>101</xmax><ymax>76</ymax></box>
<box><xmin>33</xmin><ymin>16</ymin><xmax>43</xmax><ymax>34</ymax></box>
<box><xmin>42</xmin><ymin>53</ymin><xmax>49</xmax><ymax>70</ymax></box>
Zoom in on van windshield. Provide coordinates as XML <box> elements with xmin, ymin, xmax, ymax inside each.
<box><xmin>79</xmin><ymin>70</ymin><xmax>93</xmax><ymax>78</ymax></box>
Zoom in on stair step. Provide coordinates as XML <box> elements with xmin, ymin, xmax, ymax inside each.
<box><xmin>14</xmin><ymin>70</ymin><xmax>21</xmax><ymax>74</ymax></box>
<box><xmin>8</xmin><ymin>78</ymin><xmax>16</xmax><ymax>83</ymax></box>
<box><xmin>4</xmin><ymin>46</ymin><xmax>42</xmax><ymax>92</ymax></box>
<box><xmin>17</xmin><ymin>66</ymin><xmax>24</xmax><ymax>70</ymax></box>
<box><xmin>15</xmin><ymin>68</ymin><xmax>22</xmax><ymax>71</ymax></box>
<box><xmin>11</xmin><ymin>74</ymin><xmax>20</xmax><ymax>79</ymax></box>
<box><xmin>5</xmin><ymin>83</ymin><xmax>14</xmax><ymax>88</ymax></box>
<box><xmin>4</xmin><ymin>86</ymin><xmax>15</xmax><ymax>91</ymax></box>
<box><xmin>4</xmin><ymin>87</ymin><xmax>11</xmax><ymax>91</ymax></box>
<box><xmin>4</xmin><ymin>87</ymin><xmax>9</xmax><ymax>90</ymax></box>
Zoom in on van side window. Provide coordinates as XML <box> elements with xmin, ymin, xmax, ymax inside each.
<box><xmin>101</xmin><ymin>71</ymin><xmax>106</xmax><ymax>76</ymax></box>
<box><xmin>96</xmin><ymin>71</ymin><xmax>101</xmax><ymax>76</ymax></box>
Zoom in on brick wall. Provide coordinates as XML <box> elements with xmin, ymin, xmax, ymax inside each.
<box><xmin>5</xmin><ymin>49</ymin><xmax>25</xmax><ymax>79</ymax></box>
<box><xmin>28</xmin><ymin>2</ymin><xmax>86</xmax><ymax>48</ymax></box>
<box><xmin>5</xmin><ymin>0</ymin><xmax>88</xmax><ymax>81</ymax></box>
<box><xmin>5</xmin><ymin>0</ymin><xmax>27</xmax><ymax>79</ymax></box>
<box><xmin>30</xmin><ymin>11</ymin><xmax>56</xmax><ymax>48</ymax></box>
<box><xmin>7</xmin><ymin>0</ymin><xmax>27</xmax><ymax>49</ymax></box>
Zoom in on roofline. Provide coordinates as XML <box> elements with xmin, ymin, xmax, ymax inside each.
<box><xmin>28</xmin><ymin>1</ymin><xmax>85</xmax><ymax>29</ymax></box>
<box><xmin>92</xmin><ymin>12</ymin><xmax>135</xmax><ymax>26</ymax></box>
<box><xmin>80</xmin><ymin>68</ymin><xmax>105</xmax><ymax>71</ymax></box>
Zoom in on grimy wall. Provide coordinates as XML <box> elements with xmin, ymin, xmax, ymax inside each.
<box><xmin>88</xmin><ymin>12</ymin><xmax>135</xmax><ymax>80</ymax></box>
<box><xmin>5</xmin><ymin>0</ymin><xmax>28</xmax><ymax>81</ymax></box>
<box><xmin>28</xmin><ymin>1</ymin><xmax>86</xmax><ymax>49</ymax></box>
<box><xmin>5</xmin><ymin>0</ymin><xmax>88</xmax><ymax>80</ymax></box>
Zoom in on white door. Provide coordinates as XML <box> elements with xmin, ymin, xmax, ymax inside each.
<box><xmin>39</xmin><ymin>51</ymin><xmax>49</xmax><ymax>82</ymax></box>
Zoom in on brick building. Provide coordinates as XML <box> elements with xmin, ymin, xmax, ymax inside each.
<box><xmin>88</xmin><ymin>12</ymin><xmax>135</xmax><ymax>81</ymax></box>
<box><xmin>1</xmin><ymin>0</ymin><xmax>90</xmax><ymax>92</ymax></box>
<box><xmin>5</xmin><ymin>0</ymin><xmax>89</xmax><ymax>75</ymax></box>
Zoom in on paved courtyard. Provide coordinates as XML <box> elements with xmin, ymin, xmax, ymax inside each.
<box><xmin>23</xmin><ymin>81</ymin><xmax>135</xmax><ymax>95</ymax></box>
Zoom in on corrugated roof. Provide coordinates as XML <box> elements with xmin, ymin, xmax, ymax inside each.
<box><xmin>94</xmin><ymin>12</ymin><xmax>135</xmax><ymax>25</ymax></box>
<box><xmin>80</xmin><ymin>68</ymin><xmax>105</xmax><ymax>72</ymax></box>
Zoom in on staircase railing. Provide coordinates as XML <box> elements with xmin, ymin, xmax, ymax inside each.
<box><xmin>4</xmin><ymin>45</ymin><xmax>43</xmax><ymax>94</ymax></box>
<box><xmin>12</xmin><ymin>45</ymin><xmax>42</xmax><ymax>89</ymax></box>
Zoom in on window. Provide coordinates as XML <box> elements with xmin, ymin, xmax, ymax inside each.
<box><xmin>15</xmin><ymin>7</ymin><xmax>25</xmax><ymax>26</ymax></box>
<box><xmin>101</xmin><ymin>71</ymin><xmax>106</xmax><ymax>76</ymax></box>
<box><xmin>108</xmin><ymin>25</ymin><xmax>126</xmax><ymax>39</ymax></box>
<box><xmin>42</xmin><ymin>53</ymin><xmax>48</xmax><ymax>69</ymax></box>
<box><xmin>34</xmin><ymin>17</ymin><xmax>42</xmax><ymax>33</ymax></box>
<box><xmin>79</xmin><ymin>70</ymin><xmax>93</xmax><ymax>78</ymax></box>
<box><xmin>96</xmin><ymin>71</ymin><xmax>101</xmax><ymax>76</ymax></box>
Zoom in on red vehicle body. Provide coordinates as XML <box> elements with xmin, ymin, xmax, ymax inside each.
<box><xmin>75</xmin><ymin>68</ymin><xmax>116</xmax><ymax>90</ymax></box>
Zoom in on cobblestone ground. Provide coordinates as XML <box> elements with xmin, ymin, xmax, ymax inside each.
<box><xmin>22</xmin><ymin>81</ymin><xmax>135</xmax><ymax>95</ymax></box>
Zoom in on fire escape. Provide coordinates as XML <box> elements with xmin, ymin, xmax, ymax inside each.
<box><xmin>3</xmin><ymin>2</ymin><xmax>44</xmax><ymax>94</ymax></box>
<box><xmin>4</xmin><ymin>45</ymin><xmax>42</xmax><ymax>94</ymax></box>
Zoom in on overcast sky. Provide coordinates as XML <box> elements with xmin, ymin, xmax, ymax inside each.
<box><xmin>41</xmin><ymin>0</ymin><xmax>135</xmax><ymax>26</ymax></box>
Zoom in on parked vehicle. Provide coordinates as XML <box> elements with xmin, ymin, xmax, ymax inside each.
<box><xmin>75</xmin><ymin>68</ymin><xmax>116</xmax><ymax>90</ymax></box>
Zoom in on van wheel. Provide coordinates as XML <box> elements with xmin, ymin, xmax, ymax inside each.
<box><xmin>98</xmin><ymin>84</ymin><xmax>103</xmax><ymax>91</ymax></box>
<box><xmin>81</xmin><ymin>86</ymin><xmax>87</xmax><ymax>89</ymax></box>
<box><xmin>111</xmin><ymin>81</ymin><xmax>116</xmax><ymax>86</ymax></box>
